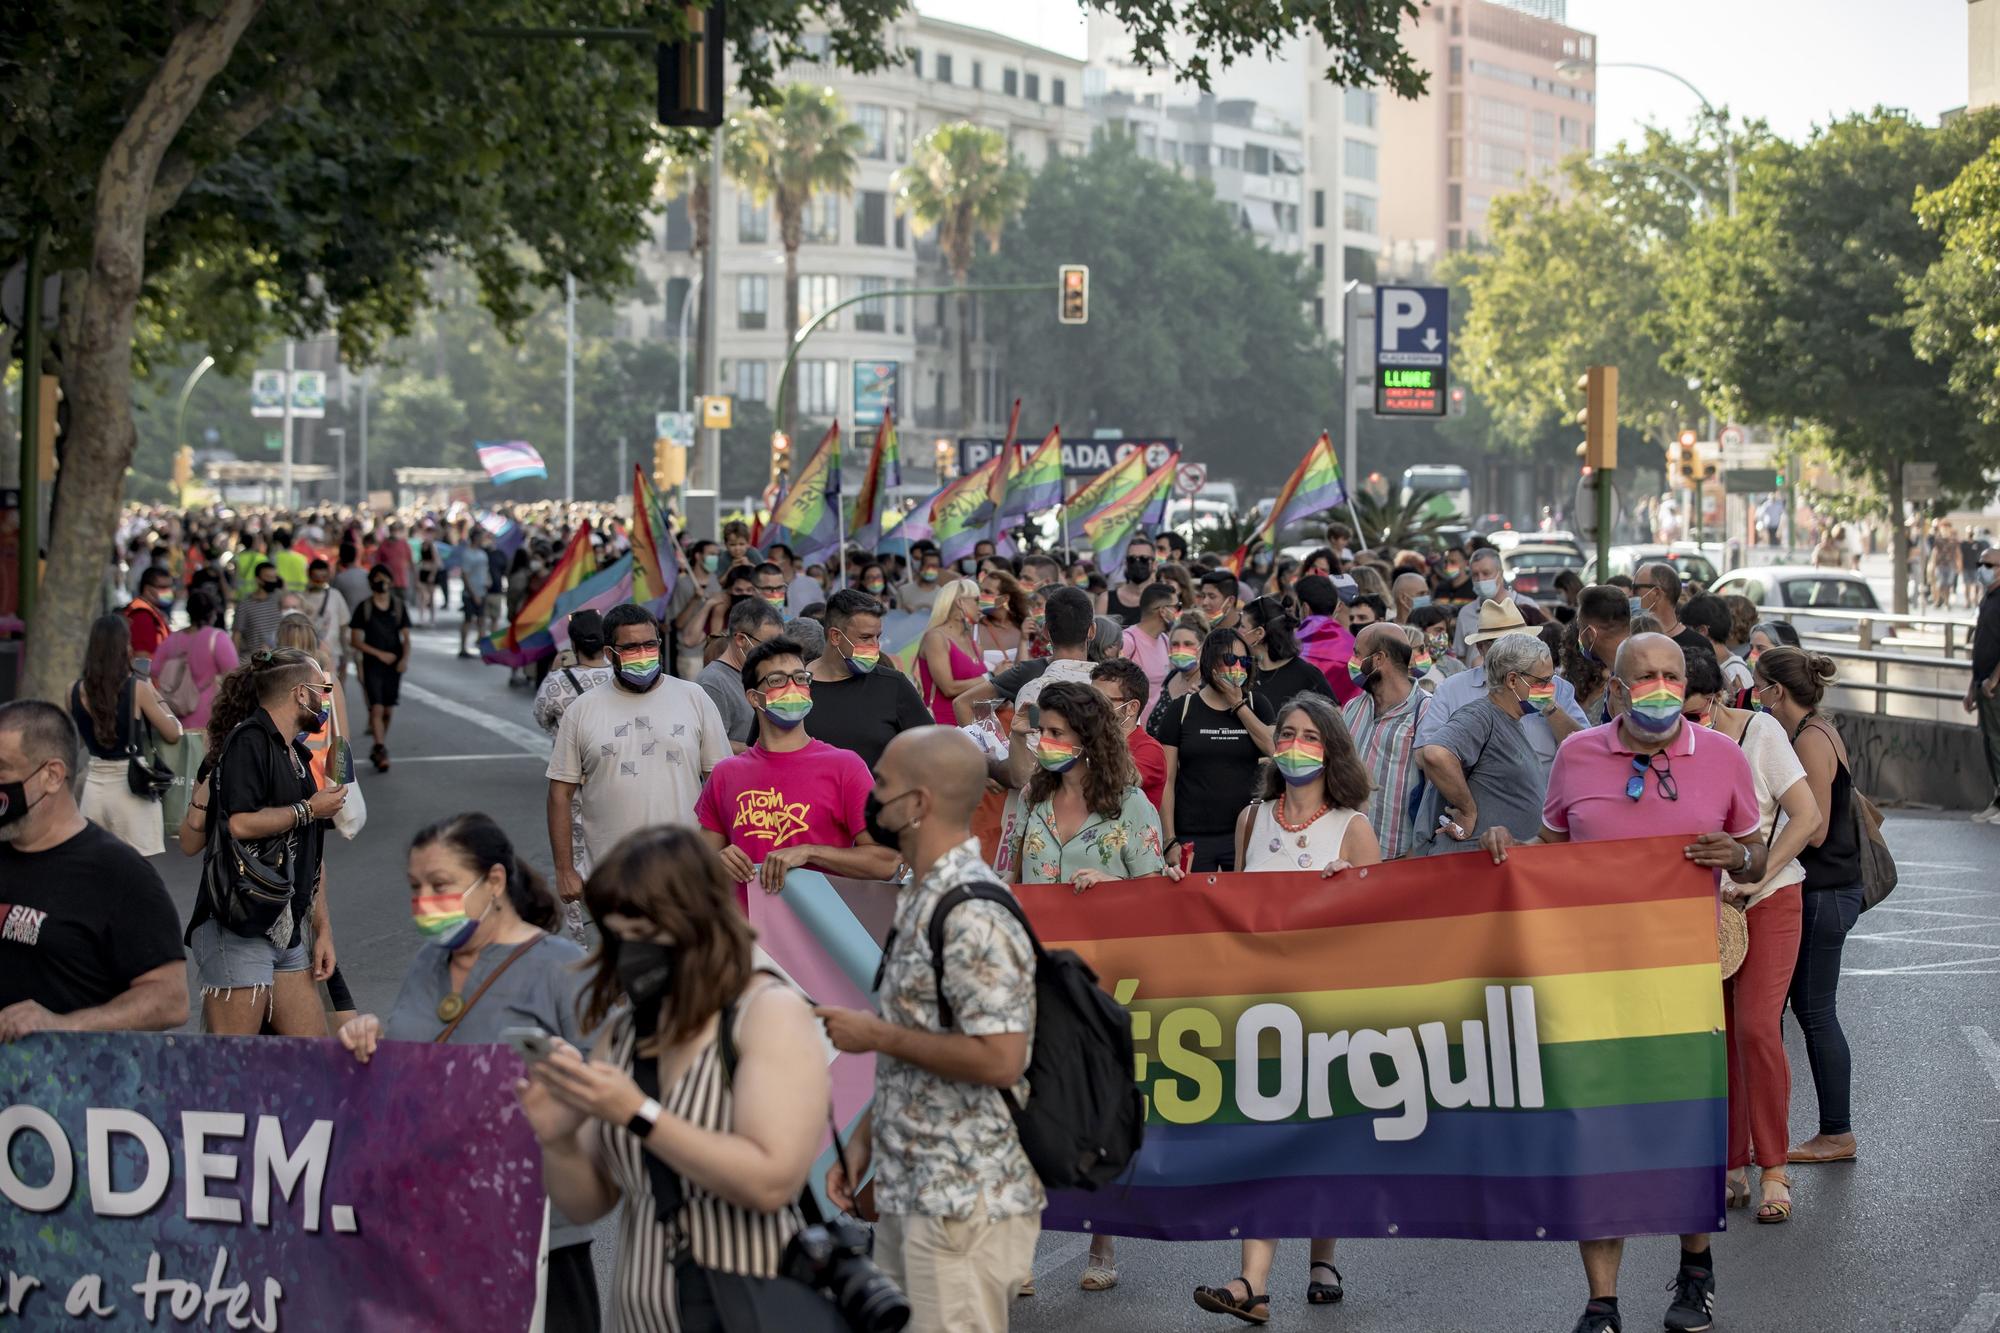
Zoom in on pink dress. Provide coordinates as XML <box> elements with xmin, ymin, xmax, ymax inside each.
<box><xmin>916</xmin><ymin>636</ymin><xmax>986</xmax><ymax>725</ymax></box>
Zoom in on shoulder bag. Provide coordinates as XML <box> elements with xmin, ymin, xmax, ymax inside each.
<box><xmin>434</xmin><ymin>937</ymin><xmax>542</xmax><ymax>1041</ymax></box>
<box><xmin>1798</xmin><ymin>714</ymin><xmax>1898</xmax><ymax>911</ymax></box>
<box><xmin>156</xmin><ymin>638</ymin><xmax>202</xmax><ymax>717</ymax></box>
<box><xmin>122</xmin><ymin>680</ymin><xmax>175</xmax><ymax>799</ymax></box>
<box><xmin>197</xmin><ymin>731</ymin><xmax>298</xmax><ymax>939</ymax></box>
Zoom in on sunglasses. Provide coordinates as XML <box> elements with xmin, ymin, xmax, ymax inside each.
<box><xmin>1222</xmin><ymin>654</ymin><xmax>1252</xmax><ymax>668</ymax></box>
<box><xmin>1626</xmin><ymin>753</ymin><xmax>1678</xmax><ymax>802</ymax></box>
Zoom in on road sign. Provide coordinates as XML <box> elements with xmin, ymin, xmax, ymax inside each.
<box><xmin>264</xmin><ymin>430</ymin><xmax>282</xmax><ymax>452</ymax></box>
<box><xmin>1719</xmin><ymin>443</ymin><xmax>1776</xmax><ymax>471</ymax></box>
<box><xmin>656</xmin><ymin>410</ymin><xmax>693</xmax><ymax>448</ymax></box>
<box><xmin>1175</xmin><ymin>462</ymin><xmax>1208</xmax><ymax>496</ymax></box>
<box><xmin>251</xmin><ymin>370</ymin><xmax>287</xmax><ymax>418</ymax></box>
<box><xmin>1373</xmin><ymin>285</ymin><xmax>1449</xmax><ymax>416</ymax></box>
<box><xmin>959</xmin><ymin>436</ymin><xmax>1176</xmax><ymax>478</ymax></box>
<box><xmin>1903</xmin><ymin>461</ymin><xmax>1939</xmax><ymax>501</ymax></box>
<box><xmin>290</xmin><ymin>369</ymin><xmax>326</xmax><ymax>419</ymax></box>
<box><xmin>1723</xmin><ymin>467</ymin><xmax>1781</xmax><ymax>494</ymax></box>
<box><xmin>1718</xmin><ymin>424</ymin><xmax>1746</xmax><ymax>451</ymax></box>
<box><xmin>700</xmin><ymin>395</ymin><xmax>733</xmax><ymax>430</ymax></box>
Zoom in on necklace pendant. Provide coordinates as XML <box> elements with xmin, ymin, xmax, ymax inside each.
<box><xmin>1269</xmin><ymin>836</ymin><xmax>1283</xmax><ymax>854</ymax></box>
<box><xmin>436</xmin><ymin>993</ymin><xmax>466</xmax><ymax>1023</ymax></box>
<box><xmin>1297</xmin><ymin>833</ymin><xmax>1309</xmax><ymax>849</ymax></box>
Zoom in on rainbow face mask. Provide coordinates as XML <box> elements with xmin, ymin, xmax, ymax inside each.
<box><xmin>1625</xmin><ymin>678</ymin><xmax>1687</xmax><ymax>734</ymax></box>
<box><xmin>1036</xmin><ymin>737</ymin><xmax>1082</xmax><ymax>773</ymax></box>
<box><xmin>1525</xmin><ymin>681</ymin><xmax>1557</xmax><ymax>712</ymax></box>
<box><xmin>611</xmin><ymin>647</ymin><xmax>662</xmax><ymax>692</ymax></box>
<box><xmin>759</xmin><ymin>682</ymin><xmax>813</xmax><ymax>728</ymax></box>
<box><xmin>834</xmin><ymin>630</ymin><xmax>879</xmax><ymax>675</ymax></box>
<box><xmin>1273</xmin><ymin>738</ymin><xmax>1325</xmax><ymax>785</ymax></box>
<box><xmin>1168</xmin><ymin>649</ymin><xmax>1199</xmax><ymax>674</ymax></box>
<box><xmin>1411</xmin><ymin>648</ymin><xmax>1434</xmax><ymax>672</ymax></box>
<box><xmin>1217</xmin><ymin>665</ymin><xmax>1249</xmax><ymax>690</ymax></box>
<box><xmin>412</xmin><ymin>881</ymin><xmax>486</xmax><ymax>951</ymax></box>
<box><xmin>977</xmin><ymin>596</ymin><xmax>1000</xmax><ymax>615</ymax></box>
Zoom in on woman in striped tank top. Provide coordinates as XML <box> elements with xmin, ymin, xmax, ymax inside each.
<box><xmin>519</xmin><ymin>826</ymin><xmax>832</xmax><ymax>1332</ymax></box>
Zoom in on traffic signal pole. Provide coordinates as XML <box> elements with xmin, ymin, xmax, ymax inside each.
<box><xmin>18</xmin><ymin>227</ymin><xmax>46</xmax><ymax>631</ymax></box>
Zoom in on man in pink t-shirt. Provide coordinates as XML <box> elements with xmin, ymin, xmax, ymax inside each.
<box><xmin>1481</xmin><ymin>633</ymin><xmax>1767</xmax><ymax>1333</ymax></box>
<box><xmin>695</xmin><ymin>638</ymin><xmax>902</xmax><ymax>907</ymax></box>
<box><xmin>1118</xmin><ymin>582</ymin><xmax>1181</xmax><ymax>711</ymax></box>
<box><xmin>376</xmin><ymin>521</ymin><xmax>413</xmax><ymax>591</ymax></box>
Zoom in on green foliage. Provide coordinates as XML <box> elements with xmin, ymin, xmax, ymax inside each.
<box><xmin>1348</xmin><ymin>489</ymin><xmax>1458</xmax><ymax>550</ymax></box>
<box><xmin>1095</xmin><ymin>0</ymin><xmax>1429</xmax><ymax>100</ymax></box>
<box><xmin>975</xmin><ymin>134</ymin><xmax>1334</xmax><ymax>492</ymax></box>
<box><xmin>896</xmin><ymin>124</ymin><xmax>1030</xmax><ymax>281</ymax></box>
<box><xmin>725</xmin><ymin>84</ymin><xmax>867</xmax><ymax>245</ymax></box>
<box><xmin>1907</xmin><ymin>136</ymin><xmax>2000</xmax><ymax>425</ymax></box>
<box><xmin>1195</xmin><ymin>507</ymin><xmax>1260</xmax><ymax>556</ymax></box>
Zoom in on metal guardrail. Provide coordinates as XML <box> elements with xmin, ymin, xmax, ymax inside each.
<box><xmin>1751</xmin><ymin>605</ymin><xmax>1978</xmax><ymax>720</ymax></box>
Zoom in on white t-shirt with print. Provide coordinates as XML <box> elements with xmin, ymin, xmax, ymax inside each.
<box><xmin>547</xmin><ymin>675</ymin><xmax>729</xmax><ymax>865</ymax></box>
<box><xmin>1734</xmin><ymin>709</ymin><xmax>1810</xmax><ymax>906</ymax></box>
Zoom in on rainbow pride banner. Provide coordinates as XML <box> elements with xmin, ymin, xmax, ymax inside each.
<box><xmin>770</xmin><ymin>835</ymin><xmax>1726</xmax><ymax>1243</ymax></box>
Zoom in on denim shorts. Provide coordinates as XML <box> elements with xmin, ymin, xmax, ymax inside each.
<box><xmin>189</xmin><ymin>919</ymin><xmax>309</xmax><ymax>994</ymax></box>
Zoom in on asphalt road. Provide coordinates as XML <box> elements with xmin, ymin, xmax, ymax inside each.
<box><xmin>152</xmin><ymin>620</ymin><xmax>2000</xmax><ymax>1332</ymax></box>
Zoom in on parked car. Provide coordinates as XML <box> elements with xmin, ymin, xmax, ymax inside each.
<box><xmin>1489</xmin><ymin>529</ymin><xmax>1582</xmax><ymax>555</ymax></box>
<box><xmin>1710</xmin><ymin>565</ymin><xmax>1881</xmax><ymax>634</ymax></box>
<box><xmin>1500</xmin><ymin>544</ymin><xmax>1587</xmax><ymax>601</ymax></box>
<box><xmin>1584</xmin><ymin>543</ymin><xmax>1724</xmax><ymax>588</ymax></box>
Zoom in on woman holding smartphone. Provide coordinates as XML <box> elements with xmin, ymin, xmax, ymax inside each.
<box><xmin>336</xmin><ymin>813</ymin><xmax>598</xmax><ymax>1331</ymax></box>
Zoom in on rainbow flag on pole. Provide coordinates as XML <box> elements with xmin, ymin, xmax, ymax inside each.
<box><xmin>1063</xmin><ymin>447</ymin><xmax>1151</xmax><ymax>545</ymax></box>
<box><xmin>981</xmin><ymin>399</ymin><xmax>1025</xmax><ymax>530</ymax></box>
<box><xmin>630</xmin><ymin>465</ymin><xmax>677</xmax><ymax>614</ymax></box>
<box><xmin>479</xmin><ymin>521</ymin><xmax>595</xmax><ymax>666</ymax></box>
<box><xmin>849</xmin><ymin>411</ymin><xmax>901</xmax><ymax>550</ymax></box>
<box><xmin>552</xmin><ymin>554</ymin><xmax>635</xmax><ymax>649</ymax></box>
<box><xmin>476</xmin><ymin>441</ymin><xmax>547</xmax><ymax>486</ymax></box>
<box><xmin>930</xmin><ymin>453</ymin><xmax>1004</xmax><ymax>564</ymax></box>
<box><xmin>763</xmin><ymin>424</ymin><xmax>843</xmax><ymax>566</ymax></box>
<box><xmin>1082</xmin><ymin>451</ymin><xmax>1178</xmax><ymax>569</ymax></box>
<box><xmin>1228</xmin><ymin>432</ymin><xmax>1348</xmax><ymax>574</ymax></box>
<box><xmin>1000</xmin><ymin>427</ymin><xmax>1065</xmax><ymax>524</ymax></box>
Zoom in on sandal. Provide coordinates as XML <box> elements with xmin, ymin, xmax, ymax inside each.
<box><xmin>1757</xmin><ymin>1167</ymin><xmax>1793</xmax><ymax>1224</ymax></box>
<box><xmin>1726</xmin><ymin>1168</ymin><xmax>1750</xmax><ymax>1209</ymax></box>
<box><xmin>1306</xmin><ymin>1260</ymin><xmax>1344</xmax><ymax>1304</ymax></box>
<box><xmin>1193</xmin><ymin>1277</ymin><xmax>1270</xmax><ymax>1325</ymax></box>
<box><xmin>1080</xmin><ymin>1264</ymin><xmax>1118</xmax><ymax>1292</ymax></box>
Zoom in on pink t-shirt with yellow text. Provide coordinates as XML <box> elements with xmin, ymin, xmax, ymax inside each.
<box><xmin>695</xmin><ymin>738</ymin><xmax>874</xmax><ymax>867</ymax></box>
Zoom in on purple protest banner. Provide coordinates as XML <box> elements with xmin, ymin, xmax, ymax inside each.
<box><xmin>0</xmin><ymin>1033</ymin><xmax>543</xmax><ymax>1330</ymax></box>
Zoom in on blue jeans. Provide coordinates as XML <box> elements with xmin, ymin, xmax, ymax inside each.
<box><xmin>1788</xmin><ymin>884</ymin><xmax>1864</xmax><ymax>1136</ymax></box>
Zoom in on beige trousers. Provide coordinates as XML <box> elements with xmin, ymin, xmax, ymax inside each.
<box><xmin>875</xmin><ymin>1209</ymin><xmax>1041</xmax><ymax>1333</ymax></box>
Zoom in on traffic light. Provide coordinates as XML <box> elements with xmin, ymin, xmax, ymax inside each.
<box><xmin>653</xmin><ymin>437</ymin><xmax>687</xmax><ymax>491</ymax></box>
<box><xmin>655</xmin><ymin>2</ymin><xmax>725</xmax><ymax>128</ymax></box>
<box><xmin>1058</xmin><ymin>264</ymin><xmax>1088</xmax><ymax>324</ymax></box>
<box><xmin>1575</xmin><ymin>365</ymin><xmax>1618</xmax><ymax>470</ymax></box>
<box><xmin>1449</xmin><ymin>385</ymin><xmax>1467</xmax><ymax>416</ymax></box>
<box><xmin>1676</xmin><ymin>429</ymin><xmax>1698</xmax><ymax>481</ymax></box>
<box><xmin>768</xmin><ymin>430</ymin><xmax>791</xmax><ymax>484</ymax></box>
<box><xmin>172</xmin><ymin>445</ymin><xmax>193</xmax><ymax>496</ymax></box>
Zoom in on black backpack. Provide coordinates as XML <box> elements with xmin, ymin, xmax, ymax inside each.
<box><xmin>880</xmin><ymin>880</ymin><xmax>1145</xmax><ymax>1191</ymax></box>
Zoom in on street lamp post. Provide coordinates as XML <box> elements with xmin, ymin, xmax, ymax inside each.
<box><xmin>328</xmin><ymin>427</ymin><xmax>347</xmax><ymax>504</ymax></box>
<box><xmin>1556</xmin><ymin>58</ymin><xmax>1737</xmax><ymax>217</ymax></box>
<box><xmin>1584</xmin><ymin>156</ymin><xmax>1710</xmax><ymax>219</ymax></box>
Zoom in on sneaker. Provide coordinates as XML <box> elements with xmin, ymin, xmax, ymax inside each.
<box><xmin>1572</xmin><ymin>1300</ymin><xmax>1621</xmax><ymax>1333</ymax></box>
<box><xmin>1974</xmin><ymin>802</ymin><xmax>2000</xmax><ymax>824</ymax></box>
<box><xmin>1664</xmin><ymin>1265</ymin><xmax>1715</xmax><ymax>1332</ymax></box>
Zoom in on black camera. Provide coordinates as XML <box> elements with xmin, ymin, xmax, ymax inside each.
<box><xmin>781</xmin><ymin>1218</ymin><xmax>910</xmax><ymax>1332</ymax></box>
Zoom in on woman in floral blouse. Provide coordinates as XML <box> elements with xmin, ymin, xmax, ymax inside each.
<box><xmin>1006</xmin><ymin>681</ymin><xmax>1164</xmax><ymax>1293</ymax></box>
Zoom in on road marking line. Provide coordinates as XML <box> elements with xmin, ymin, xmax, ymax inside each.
<box><xmin>1951</xmin><ymin>1291</ymin><xmax>2000</xmax><ymax>1333</ymax></box>
<box><xmin>1850</xmin><ymin>956</ymin><xmax>2000</xmax><ymax>975</ymax></box>
<box><xmin>397</xmin><ymin>680</ymin><xmax>548</xmax><ymax>754</ymax></box>
<box><xmin>1964</xmin><ymin>1028</ymin><xmax>2000</xmax><ymax>1095</ymax></box>
<box><xmin>395</xmin><ymin>752</ymin><xmax>547</xmax><ymax>764</ymax></box>
<box><xmin>1896</xmin><ymin>861</ymin><xmax>1986</xmax><ymax>871</ymax></box>
<box><xmin>1846</xmin><ymin>935</ymin><xmax>2000</xmax><ymax>950</ymax></box>
<box><xmin>1863</xmin><ymin>905</ymin><xmax>2000</xmax><ymax>921</ymax></box>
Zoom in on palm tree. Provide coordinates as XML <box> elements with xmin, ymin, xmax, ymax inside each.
<box><xmin>895</xmin><ymin>123</ymin><xmax>1028</xmax><ymax>432</ymax></box>
<box><xmin>724</xmin><ymin>85</ymin><xmax>864</xmax><ymax>437</ymax></box>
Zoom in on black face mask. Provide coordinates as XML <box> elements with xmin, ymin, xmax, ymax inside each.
<box><xmin>1125</xmin><ymin>557</ymin><xmax>1153</xmax><ymax>584</ymax></box>
<box><xmin>616</xmin><ymin>939</ymin><xmax>678</xmax><ymax>1032</ymax></box>
<box><xmin>864</xmin><ymin>790</ymin><xmax>914</xmax><ymax>849</ymax></box>
<box><xmin>370</xmin><ymin>580</ymin><xmax>390</xmax><ymax>594</ymax></box>
<box><xmin>0</xmin><ymin>764</ymin><xmax>51</xmax><ymax>832</ymax></box>
<box><xmin>260</xmin><ymin>580</ymin><xmax>283</xmax><ymax>594</ymax></box>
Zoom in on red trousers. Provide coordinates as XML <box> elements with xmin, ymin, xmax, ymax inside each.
<box><xmin>1725</xmin><ymin>884</ymin><xmax>1804</xmax><ymax>1169</ymax></box>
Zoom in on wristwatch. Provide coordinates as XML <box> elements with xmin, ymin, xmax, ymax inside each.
<box><xmin>1735</xmin><ymin>844</ymin><xmax>1753</xmax><ymax>874</ymax></box>
<box><xmin>625</xmin><ymin>1096</ymin><xmax>663</xmax><ymax>1140</ymax></box>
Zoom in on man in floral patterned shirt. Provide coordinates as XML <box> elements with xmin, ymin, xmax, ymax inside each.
<box><xmin>816</xmin><ymin>726</ymin><xmax>1042</xmax><ymax>1333</ymax></box>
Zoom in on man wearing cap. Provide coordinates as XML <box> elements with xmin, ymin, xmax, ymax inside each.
<box><xmin>1453</xmin><ymin>547</ymin><xmax>1544</xmax><ymax>663</ymax></box>
<box><xmin>1481</xmin><ymin>632</ymin><xmax>1766</xmax><ymax>1333</ymax></box>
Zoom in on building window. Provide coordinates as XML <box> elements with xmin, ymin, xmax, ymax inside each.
<box><xmin>1447</xmin><ymin>137</ymin><xmax>1464</xmax><ymax>176</ymax></box>
<box><xmin>663</xmin><ymin>197</ymin><xmax>693</xmax><ymax>251</ymax></box>
<box><xmin>1160</xmin><ymin>139</ymin><xmax>1178</xmax><ymax>165</ymax></box>
<box><xmin>1245</xmin><ymin>144</ymin><xmax>1271</xmax><ymax>175</ymax></box>
<box><xmin>856</xmin><ymin>190</ymin><xmax>888</xmax><ymax>246</ymax></box>
<box><xmin>856</xmin><ymin>104</ymin><xmax>888</xmax><ymax>159</ymax></box>
<box><xmin>733</xmin><ymin>359</ymin><xmax>769</xmax><ymax>404</ymax></box>
<box><xmin>1343</xmin><ymin>87</ymin><xmax>1378</xmax><ymax>128</ymax></box>
<box><xmin>971</xmin><ymin>60</ymin><xmax>982</xmax><ymax>89</ymax></box>
<box><xmin>1343</xmin><ymin>246</ymin><xmax>1378</xmax><ymax>284</ymax></box>
<box><xmin>893</xmin><ymin>278</ymin><xmax>909</xmax><ymax>334</ymax></box>
<box><xmin>910</xmin><ymin>48</ymin><xmax>922</xmax><ymax>78</ymax></box>
<box><xmin>935</xmin><ymin>52</ymin><xmax>952</xmax><ymax>83</ymax></box>
<box><xmin>738</xmin><ymin>195</ymin><xmax>768</xmax><ymax>243</ymax></box>
<box><xmin>1217</xmin><ymin>145</ymin><xmax>1241</xmax><ymax>169</ymax></box>
<box><xmin>1447</xmin><ymin>183</ymin><xmax>1463</xmax><ymax>223</ymax></box>
<box><xmin>1474</xmin><ymin>96</ymin><xmax>1528</xmax><ymax>140</ymax></box>
<box><xmin>894</xmin><ymin>213</ymin><xmax>906</xmax><ymax>248</ymax></box>
<box><xmin>856</xmin><ymin>276</ymin><xmax>889</xmax><ymax>332</ymax></box>
<box><xmin>1450</xmin><ymin>4</ymin><xmax>1462</xmax><ymax>34</ymax></box>
<box><xmin>1313</xmin><ymin>297</ymin><xmax>1325</xmax><ymax>330</ymax></box>
<box><xmin>1475</xmin><ymin>141</ymin><xmax>1527</xmax><ymax>184</ymax></box>
<box><xmin>1312</xmin><ymin>243</ymin><xmax>1324</xmax><ymax>271</ymax></box>
<box><xmin>1003</xmin><ymin>68</ymin><xmax>1018</xmax><ymax>96</ymax></box>
<box><xmin>802</xmin><ymin>193</ymin><xmax>839</xmax><ymax>244</ymax></box>
<box><xmin>1313</xmin><ymin>189</ymin><xmax>1325</xmax><ymax>228</ymax></box>
<box><xmin>1342</xmin><ymin>192</ymin><xmax>1377</xmax><ymax>234</ymax></box>
<box><xmin>1025</xmin><ymin>72</ymin><xmax>1040</xmax><ymax>101</ymax></box>
<box><xmin>736</xmin><ymin>275</ymin><xmax>768</xmax><ymax>331</ymax></box>
<box><xmin>1343</xmin><ymin>139</ymin><xmax>1378</xmax><ymax>182</ymax></box>
<box><xmin>1052</xmin><ymin>77</ymin><xmax>1066</xmax><ymax>106</ymax></box>
<box><xmin>1448</xmin><ymin>92</ymin><xmax>1463</xmax><ymax>132</ymax></box>
<box><xmin>1448</xmin><ymin>229</ymin><xmax>1463</xmax><ymax>252</ymax></box>
<box><xmin>800</xmin><ymin>274</ymin><xmax>840</xmax><ymax>330</ymax></box>
<box><xmin>1448</xmin><ymin>45</ymin><xmax>1462</xmax><ymax>84</ymax></box>
<box><xmin>1533</xmin><ymin>109</ymin><xmax>1557</xmax><ymax>157</ymax></box>
<box><xmin>890</xmin><ymin>108</ymin><xmax>908</xmax><ymax>160</ymax></box>
<box><xmin>798</xmin><ymin>360</ymin><xmax>840</xmax><ymax>417</ymax></box>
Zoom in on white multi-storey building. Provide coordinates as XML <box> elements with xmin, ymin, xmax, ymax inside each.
<box><xmin>617</xmin><ymin>16</ymin><xmax>1090</xmax><ymax>448</ymax></box>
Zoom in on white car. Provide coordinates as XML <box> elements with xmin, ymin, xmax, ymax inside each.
<box><xmin>1709</xmin><ymin>565</ymin><xmax>1881</xmax><ymax>634</ymax></box>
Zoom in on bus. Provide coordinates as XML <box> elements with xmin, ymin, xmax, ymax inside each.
<box><xmin>1400</xmin><ymin>465</ymin><xmax>1472</xmax><ymax>522</ymax></box>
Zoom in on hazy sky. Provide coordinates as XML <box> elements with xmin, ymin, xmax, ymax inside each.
<box><xmin>913</xmin><ymin>0</ymin><xmax>1971</xmax><ymax>146</ymax></box>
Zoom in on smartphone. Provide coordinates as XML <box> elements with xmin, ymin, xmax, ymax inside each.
<box><xmin>501</xmin><ymin>1025</ymin><xmax>556</xmax><ymax>1064</ymax></box>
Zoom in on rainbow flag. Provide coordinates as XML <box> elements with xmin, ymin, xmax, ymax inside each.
<box><xmin>763</xmin><ymin>424</ymin><xmax>842</xmax><ymax>566</ymax></box>
<box><xmin>755</xmin><ymin>836</ymin><xmax>1725</xmax><ymax>1242</ymax></box>
<box><xmin>551</xmin><ymin>553</ymin><xmax>635</xmax><ymax>649</ymax></box>
<box><xmin>476</xmin><ymin>509</ymin><xmax>524</xmax><ymax>560</ymax></box>
<box><xmin>1082</xmin><ymin>451</ymin><xmax>1178</xmax><ymax>569</ymax></box>
<box><xmin>1229</xmin><ymin>432</ymin><xmax>1347</xmax><ymax>574</ymax></box>
<box><xmin>930</xmin><ymin>453</ymin><xmax>1004</xmax><ymax>564</ymax></box>
<box><xmin>849</xmin><ymin>410</ymin><xmax>901</xmax><ymax>550</ymax></box>
<box><xmin>1063</xmin><ymin>447</ymin><xmax>1150</xmax><ymax>544</ymax></box>
<box><xmin>630</xmin><ymin>465</ymin><xmax>677</xmax><ymax>614</ymax></box>
<box><xmin>475</xmin><ymin>441</ymin><xmax>547</xmax><ymax>486</ymax></box>
<box><xmin>981</xmin><ymin>398</ymin><xmax>1025</xmax><ymax>531</ymax></box>
<box><xmin>478</xmin><ymin>520</ymin><xmax>595</xmax><ymax>666</ymax></box>
<box><xmin>999</xmin><ymin>426</ymin><xmax>1064</xmax><ymax>525</ymax></box>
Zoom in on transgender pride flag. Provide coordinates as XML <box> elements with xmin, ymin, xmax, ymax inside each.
<box><xmin>476</xmin><ymin>440</ymin><xmax>548</xmax><ymax>486</ymax></box>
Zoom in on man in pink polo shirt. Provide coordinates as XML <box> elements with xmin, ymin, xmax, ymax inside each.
<box><xmin>1482</xmin><ymin>633</ymin><xmax>1768</xmax><ymax>1333</ymax></box>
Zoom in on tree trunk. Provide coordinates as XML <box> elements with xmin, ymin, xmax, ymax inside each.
<box><xmin>1886</xmin><ymin>462</ymin><xmax>1908</xmax><ymax>616</ymax></box>
<box><xmin>22</xmin><ymin>0</ymin><xmax>265</xmax><ymax>701</ymax></box>
<box><xmin>955</xmin><ymin>264</ymin><xmax>974</xmax><ymax>434</ymax></box>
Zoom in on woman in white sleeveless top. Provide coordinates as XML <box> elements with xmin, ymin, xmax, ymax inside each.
<box><xmin>1194</xmin><ymin>693</ymin><xmax>1380</xmax><ymax>1325</ymax></box>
